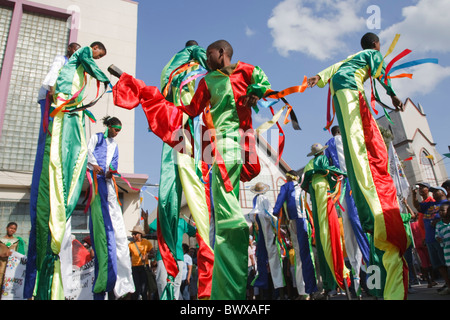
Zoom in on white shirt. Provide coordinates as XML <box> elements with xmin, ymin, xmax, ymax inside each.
<box><xmin>37</xmin><ymin>55</ymin><xmax>68</xmax><ymax>101</ymax></box>
<box><xmin>87</xmin><ymin>134</ymin><xmax>118</xmax><ymax>173</ymax></box>
<box><xmin>182</xmin><ymin>253</ymin><xmax>192</xmax><ymax>280</ymax></box>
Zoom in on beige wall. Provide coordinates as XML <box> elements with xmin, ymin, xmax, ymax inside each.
<box><xmin>34</xmin><ymin>0</ymin><xmax>139</xmax><ymax>173</ymax></box>
<box><xmin>0</xmin><ymin>0</ymin><xmax>142</xmax><ymax>240</ymax></box>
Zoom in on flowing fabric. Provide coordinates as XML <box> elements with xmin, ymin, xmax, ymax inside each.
<box><xmin>273</xmin><ymin>181</ymin><xmax>317</xmax><ymax>294</ymax></box>
<box><xmin>247</xmin><ymin>194</ymin><xmax>285</xmax><ymax>290</ymax></box>
<box><xmin>113</xmin><ymin>60</ymin><xmax>271</xmax><ymax>299</ymax></box>
<box><xmin>325</xmin><ymin>134</ymin><xmax>370</xmax><ymax>294</ymax></box>
<box><xmin>29</xmin><ymin>46</ymin><xmax>109</xmax><ymax>299</ymax></box>
<box><xmin>154</xmin><ymin>45</ymin><xmax>214</xmax><ymax>300</ymax></box>
<box><xmin>302</xmin><ymin>156</ymin><xmax>350</xmax><ymax>291</ymax></box>
<box><xmin>86</xmin><ymin>133</ymin><xmax>135</xmax><ymax>299</ymax></box>
<box><xmin>316</xmin><ymin>49</ymin><xmax>409</xmax><ymax>299</ymax></box>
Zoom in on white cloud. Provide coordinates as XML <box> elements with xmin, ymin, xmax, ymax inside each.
<box><xmin>379</xmin><ymin>0</ymin><xmax>450</xmax><ymax>55</ymax></box>
<box><xmin>245</xmin><ymin>26</ymin><xmax>255</xmax><ymax>37</ymax></box>
<box><xmin>378</xmin><ymin>0</ymin><xmax>450</xmax><ymax>99</ymax></box>
<box><xmin>267</xmin><ymin>0</ymin><xmax>366</xmax><ymax>60</ymax></box>
<box><xmin>388</xmin><ymin>63</ymin><xmax>450</xmax><ymax>100</ymax></box>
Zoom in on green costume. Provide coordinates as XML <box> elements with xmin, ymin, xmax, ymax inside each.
<box><xmin>315</xmin><ymin>48</ymin><xmax>409</xmax><ymax>299</ymax></box>
<box><xmin>32</xmin><ymin>46</ymin><xmax>109</xmax><ymax>300</ymax></box>
<box><xmin>113</xmin><ymin>60</ymin><xmax>271</xmax><ymax>300</ymax></box>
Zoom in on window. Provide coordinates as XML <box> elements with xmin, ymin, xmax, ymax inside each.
<box><xmin>420</xmin><ymin>149</ymin><xmax>437</xmax><ymax>185</ymax></box>
<box><xmin>0</xmin><ymin>7</ymin><xmax>70</xmax><ymax>171</ymax></box>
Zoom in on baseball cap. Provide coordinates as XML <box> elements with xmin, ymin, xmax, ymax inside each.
<box><xmin>416</xmin><ymin>182</ymin><xmax>431</xmax><ymax>189</ymax></box>
<box><xmin>430</xmin><ymin>186</ymin><xmax>448</xmax><ymax>196</ymax></box>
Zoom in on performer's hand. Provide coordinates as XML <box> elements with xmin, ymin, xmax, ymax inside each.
<box><xmin>92</xmin><ymin>164</ymin><xmax>103</xmax><ymax>175</ymax></box>
<box><xmin>141</xmin><ymin>209</ymin><xmax>148</xmax><ymax>221</ymax></box>
<box><xmin>307</xmin><ymin>75</ymin><xmax>321</xmax><ymax>88</ymax></box>
<box><xmin>391</xmin><ymin>95</ymin><xmax>403</xmax><ymax>111</ymax></box>
<box><xmin>105</xmin><ymin>171</ymin><xmax>113</xmax><ymax>179</ymax></box>
<box><xmin>241</xmin><ymin>94</ymin><xmax>259</xmax><ymax>108</ymax></box>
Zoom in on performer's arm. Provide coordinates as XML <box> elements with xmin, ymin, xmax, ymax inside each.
<box><xmin>310</xmin><ymin>53</ymin><xmax>356</xmax><ymax>88</ymax></box>
<box><xmin>107</xmin><ymin>145</ymin><xmax>119</xmax><ymax>179</ymax></box>
<box><xmin>79</xmin><ymin>47</ymin><xmax>109</xmax><ymax>83</ymax></box>
<box><xmin>113</xmin><ymin>73</ymin><xmax>210</xmax><ymax>148</ymax></box>
<box><xmin>42</xmin><ymin>55</ymin><xmax>67</xmax><ymax>94</ymax></box>
<box><xmin>272</xmin><ymin>186</ymin><xmax>287</xmax><ymax>216</ymax></box>
<box><xmin>369</xmin><ymin>51</ymin><xmax>403</xmax><ymax>111</ymax></box>
<box><xmin>87</xmin><ymin>134</ymin><xmax>103</xmax><ymax>175</ymax></box>
<box><xmin>247</xmin><ymin>66</ymin><xmax>271</xmax><ymax>99</ymax></box>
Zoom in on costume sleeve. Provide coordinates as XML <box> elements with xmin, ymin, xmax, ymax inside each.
<box><xmin>186</xmin><ymin>222</ymin><xmax>197</xmax><ymax>237</ymax></box>
<box><xmin>87</xmin><ymin>134</ymin><xmax>99</xmax><ymax>167</ymax></box>
<box><xmin>273</xmin><ymin>185</ymin><xmax>287</xmax><ymax>216</ymax></box>
<box><xmin>160</xmin><ymin>45</ymin><xmax>208</xmax><ymax>90</ymax></box>
<box><xmin>317</xmin><ymin>53</ymin><xmax>356</xmax><ymax>87</ymax></box>
<box><xmin>42</xmin><ymin>55</ymin><xmax>66</xmax><ymax>89</ymax></box>
<box><xmin>301</xmin><ymin>159</ymin><xmax>315</xmax><ymax>191</ymax></box>
<box><xmin>78</xmin><ymin>47</ymin><xmax>109</xmax><ymax>83</ymax></box>
<box><xmin>313</xmin><ymin>154</ymin><xmax>346</xmax><ymax>176</ymax></box>
<box><xmin>113</xmin><ymin>73</ymin><xmax>210</xmax><ymax>147</ymax></box>
<box><xmin>369</xmin><ymin>50</ymin><xmax>396</xmax><ymax>96</ymax></box>
<box><xmin>262</xmin><ymin>196</ymin><xmax>272</xmax><ymax>214</ymax></box>
<box><xmin>247</xmin><ymin>66</ymin><xmax>271</xmax><ymax>98</ymax></box>
<box><xmin>110</xmin><ymin>143</ymin><xmax>119</xmax><ymax>172</ymax></box>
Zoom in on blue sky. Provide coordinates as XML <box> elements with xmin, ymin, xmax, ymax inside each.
<box><xmin>132</xmin><ymin>0</ymin><xmax>450</xmax><ymax>212</ymax></box>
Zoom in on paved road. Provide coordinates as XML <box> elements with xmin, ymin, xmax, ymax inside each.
<box><xmin>328</xmin><ymin>279</ymin><xmax>450</xmax><ymax>300</ymax></box>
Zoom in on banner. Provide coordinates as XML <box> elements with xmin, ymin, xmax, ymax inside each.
<box><xmin>388</xmin><ymin>141</ymin><xmax>410</xmax><ymax>210</ymax></box>
<box><xmin>1</xmin><ymin>251</ymin><xmax>27</xmax><ymax>300</ymax></box>
<box><xmin>65</xmin><ymin>260</ymin><xmax>95</xmax><ymax>300</ymax></box>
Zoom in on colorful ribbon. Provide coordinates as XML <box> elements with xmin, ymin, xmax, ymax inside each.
<box><xmin>109</xmin><ymin>164</ymin><xmax>140</xmax><ymax>192</ymax></box>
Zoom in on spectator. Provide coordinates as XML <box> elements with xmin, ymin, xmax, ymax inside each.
<box><xmin>0</xmin><ymin>222</ymin><xmax>26</xmax><ymax>293</ymax></box>
<box><xmin>435</xmin><ymin>201</ymin><xmax>450</xmax><ymax>295</ymax></box>
<box><xmin>415</xmin><ymin>186</ymin><xmax>450</xmax><ymax>293</ymax></box>
<box><xmin>180</xmin><ymin>243</ymin><xmax>192</xmax><ymax>300</ymax></box>
<box><xmin>129</xmin><ymin>225</ymin><xmax>153</xmax><ymax>300</ymax></box>
<box><xmin>442</xmin><ymin>180</ymin><xmax>450</xmax><ymax>200</ymax></box>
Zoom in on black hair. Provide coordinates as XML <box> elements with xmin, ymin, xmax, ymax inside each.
<box><xmin>7</xmin><ymin>222</ymin><xmax>17</xmax><ymax>228</ymax></box>
<box><xmin>90</xmin><ymin>41</ymin><xmax>107</xmax><ymax>54</ymax></box>
<box><xmin>102</xmin><ymin>116</ymin><xmax>121</xmax><ymax>127</ymax></box>
<box><xmin>442</xmin><ymin>179</ymin><xmax>450</xmax><ymax>190</ymax></box>
<box><xmin>182</xmin><ymin>243</ymin><xmax>189</xmax><ymax>253</ymax></box>
<box><xmin>208</xmin><ymin>40</ymin><xmax>233</xmax><ymax>59</ymax></box>
<box><xmin>360</xmin><ymin>32</ymin><xmax>379</xmax><ymax>50</ymax></box>
<box><xmin>331</xmin><ymin>125</ymin><xmax>340</xmax><ymax>136</ymax></box>
<box><xmin>287</xmin><ymin>170</ymin><xmax>299</xmax><ymax>177</ymax></box>
<box><xmin>185</xmin><ymin>40</ymin><xmax>198</xmax><ymax>47</ymax></box>
<box><xmin>68</xmin><ymin>42</ymin><xmax>81</xmax><ymax>49</ymax></box>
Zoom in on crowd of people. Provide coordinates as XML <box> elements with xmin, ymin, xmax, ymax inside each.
<box><xmin>0</xmin><ymin>29</ymin><xmax>448</xmax><ymax>300</ymax></box>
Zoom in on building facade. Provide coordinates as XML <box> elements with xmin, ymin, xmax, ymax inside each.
<box><xmin>0</xmin><ymin>0</ymin><xmax>146</xmax><ymax>246</ymax></box>
<box><xmin>377</xmin><ymin>98</ymin><xmax>448</xmax><ymax>189</ymax></box>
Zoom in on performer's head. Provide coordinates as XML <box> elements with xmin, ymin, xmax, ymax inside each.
<box><xmin>185</xmin><ymin>40</ymin><xmax>198</xmax><ymax>47</ymax></box>
<box><xmin>102</xmin><ymin>116</ymin><xmax>122</xmax><ymax>138</ymax></box>
<box><xmin>331</xmin><ymin>125</ymin><xmax>340</xmax><ymax>136</ymax></box>
<box><xmin>90</xmin><ymin>41</ymin><xmax>107</xmax><ymax>59</ymax></box>
<box><xmin>206</xmin><ymin>40</ymin><xmax>233</xmax><ymax>70</ymax></box>
<box><xmin>67</xmin><ymin>42</ymin><xmax>81</xmax><ymax>58</ymax></box>
<box><xmin>286</xmin><ymin>170</ymin><xmax>299</xmax><ymax>182</ymax></box>
<box><xmin>6</xmin><ymin>222</ymin><xmax>17</xmax><ymax>237</ymax></box>
<box><xmin>361</xmin><ymin>32</ymin><xmax>380</xmax><ymax>51</ymax></box>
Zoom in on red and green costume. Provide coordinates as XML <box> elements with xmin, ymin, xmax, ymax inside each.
<box><xmin>315</xmin><ymin>49</ymin><xmax>409</xmax><ymax>300</ymax></box>
<box><xmin>155</xmin><ymin>45</ymin><xmax>214</xmax><ymax>300</ymax></box>
<box><xmin>302</xmin><ymin>153</ymin><xmax>350</xmax><ymax>291</ymax></box>
<box><xmin>113</xmin><ymin>61</ymin><xmax>270</xmax><ymax>300</ymax></box>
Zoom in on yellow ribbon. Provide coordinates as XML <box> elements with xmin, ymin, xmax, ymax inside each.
<box><xmin>374</xmin><ymin>34</ymin><xmax>401</xmax><ymax>79</ymax></box>
<box><xmin>255</xmin><ymin>105</ymin><xmax>287</xmax><ymax>134</ymax></box>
